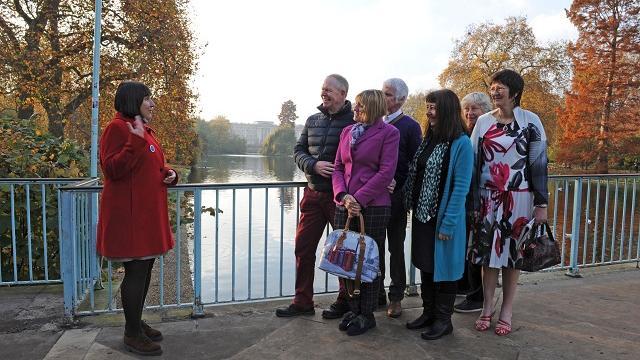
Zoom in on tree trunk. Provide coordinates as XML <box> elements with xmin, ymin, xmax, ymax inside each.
<box><xmin>17</xmin><ymin>103</ymin><xmax>34</xmax><ymax>121</ymax></box>
<box><xmin>596</xmin><ymin>11</ymin><xmax>620</xmax><ymax>174</ymax></box>
<box><xmin>47</xmin><ymin>111</ymin><xmax>64</xmax><ymax>138</ymax></box>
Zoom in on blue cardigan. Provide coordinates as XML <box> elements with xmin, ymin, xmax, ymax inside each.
<box><xmin>433</xmin><ymin>134</ymin><xmax>473</xmax><ymax>282</ymax></box>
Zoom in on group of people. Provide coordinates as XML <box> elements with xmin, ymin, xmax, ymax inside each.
<box><xmin>276</xmin><ymin>70</ymin><xmax>549</xmax><ymax>340</ymax></box>
<box><xmin>96</xmin><ymin>68</ymin><xmax>548</xmax><ymax>355</ymax></box>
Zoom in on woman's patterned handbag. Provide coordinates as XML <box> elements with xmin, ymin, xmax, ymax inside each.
<box><xmin>517</xmin><ymin>221</ymin><xmax>561</xmax><ymax>272</ymax></box>
<box><xmin>319</xmin><ymin>214</ymin><xmax>379</xmax><ymax>296</ymax></box>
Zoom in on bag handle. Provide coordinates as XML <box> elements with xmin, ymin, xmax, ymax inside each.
<box><xmin>342</xmin><ymin>213</ymin><xmax>366</xmax><ymax>235</ymax></box>
<box><xmin>521</xmin><ymin>221</ymin><xmax>554</xmax><ymax>250</ymax></box>
<box><xmin>343</xmin><ymin>214</ymin><xmax>367</xmax><ymax>298</ymax></box>
<box><xmin>333</xmin><ymin>214</ymin><xmax>366</xmax><ymax>251</ymax></box>
<box><xmin>351</xmin><ymin>235</ymin><xmax>367</xmax><ymax>297</ymax></box>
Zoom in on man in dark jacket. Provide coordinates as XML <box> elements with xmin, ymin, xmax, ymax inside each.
<box><xmin>276</xmin><ymin>74</ymin><xmax>355</xmax><ymax>318</ymax></box>
<box><xmin>381</xmin><ymin>78</ymin><xmax>422</xmax><ymax>317</ymax></box>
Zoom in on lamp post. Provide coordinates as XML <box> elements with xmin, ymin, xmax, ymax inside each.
<box><xmin>90</xmin><ymin>0</ymin><xmax>102</xmax><ymax>177</ymax></box>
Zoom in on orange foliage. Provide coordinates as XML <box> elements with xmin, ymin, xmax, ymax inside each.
<box><xmin>557</xmin><ymin>0</ymin><xmax>640</xmax><ymax>172</ymax></box>
<box><xmin>438</xmin><ymin>17</ymin><xmax>571</xmax><ymax>149</ymax></box>
<box><xmin>0</xmin><ymin>0</ymin><xmax>198</xmax><ymax>165</ymax></box>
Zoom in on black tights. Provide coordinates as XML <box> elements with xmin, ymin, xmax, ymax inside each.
<box><xmin>122</xmin><ymin>258</ymin><xmax>155</xmax><ymax>337</ymax></box>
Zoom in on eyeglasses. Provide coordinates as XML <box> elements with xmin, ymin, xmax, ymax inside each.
<box><xmin>490</xmin><ymin>85</ymin><xmax>508</xmax><ymax>93</ymax></box>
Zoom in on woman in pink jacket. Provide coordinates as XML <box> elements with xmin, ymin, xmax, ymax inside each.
<box><xmin>332</xmin><ymin>89</ymin><xmax>399</xmax><ymax>336</ymax></box>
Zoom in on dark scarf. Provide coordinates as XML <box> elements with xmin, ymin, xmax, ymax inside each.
<box><xmin>404</xmin><ymin>135</ymin><xmax>450</xmax><ymax>222</ymax></box>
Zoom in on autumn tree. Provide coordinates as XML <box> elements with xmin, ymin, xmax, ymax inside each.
<box><xmin>557</xmin><ymin>0</ymin><xmax>640</xmax><ymax>172</ymax></box>
<box><xmin>403</xmin><ymin>91</ymin><xmax>428</xmax><ymax>134</ymax></box>
<box><xmin>278</xmin><ymin>100</ymin><xmax>297</xmax><ymax>128</ymax></box>
<box><xmin>0</xmin><ymin>0</ymin><xmax>198</xmax><ymax>164</ymax></box>
<box><xmin>438</xmin><ymin>17</ymin><xmax>571</xmax><ymax>148</ymax></box>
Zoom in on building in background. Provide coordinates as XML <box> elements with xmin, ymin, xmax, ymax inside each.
<box><xmin>230</xmin><ymin>122</ymin><xmax>304</xmax><ymax>154</ymax></box>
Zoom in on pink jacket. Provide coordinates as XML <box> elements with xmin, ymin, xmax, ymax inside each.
<box><xmin>332</xmin><ymin>119</ymin><xmax>400</xmax><ymax>207</ymax></box>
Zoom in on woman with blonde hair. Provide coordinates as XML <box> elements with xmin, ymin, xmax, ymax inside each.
<box><xmin>332</xmin><ymin>89</ymin><xmax>399</xmax><ymax>336</ymax></box>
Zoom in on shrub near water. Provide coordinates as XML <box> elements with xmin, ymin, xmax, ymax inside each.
<box><xmin>261</xmin><ymin>127</ymin><xmax>295</xmax><ymax>156</ymax></box>
<box><xmin>0</xmin><ymin>116</ymin><xmax>87</xmax><ymax>281</ymax></box>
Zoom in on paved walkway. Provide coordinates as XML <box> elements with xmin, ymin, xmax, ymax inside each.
<box><xmin>1</xmin><ymin>264</ymin><xmax>638</xmax><ymax>360</ymax></box>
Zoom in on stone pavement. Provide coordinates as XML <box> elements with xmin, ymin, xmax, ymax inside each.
<box><xmin>1</xmin><ymin>264</ymin><xmax>638</xmax><ymax>360</ymax></box>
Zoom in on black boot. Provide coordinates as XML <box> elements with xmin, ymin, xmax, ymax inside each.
<box><xmin>406</xmin><ymin>281</ymin><xmax>436</xmax><ymax>330</ymax></box>
<box><xmin>421</xmin><ymin>292</ymin><xmax>456</xmax><ymax>340</ymax></box>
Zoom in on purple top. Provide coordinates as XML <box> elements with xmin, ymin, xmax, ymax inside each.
<box><xmin>332</xmin><ymin>119</ymin><xmax>400</xmax><ymax>207</ymax></box>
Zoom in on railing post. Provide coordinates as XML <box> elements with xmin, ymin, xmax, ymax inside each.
<box><xmin>405</xmin><ymin>228</ymin><xmax>418</xmax><ymax>296</ymax></box>
<box><xmin>60</xmin><ymin>189</ymin><xmax>77</xmax><ymax>320</ymax></box>
<box><xmin>191</xmin><ymin>189</ymin><xmax>205</xmax><ymax>318</ymax></box>
<box><xmin>87</xmin><ymin>191</ymin><xmax>102</xmax><ymax>291</ymax></box>
<box><xmin>566</xmin><ymin>178</ymin><xmax>583</xmax><ymax>278</ymax></box>
<box><xmin>405</xmin><ymin>264</ymin><xmax>418</xmax><ymax>296</ymax></box>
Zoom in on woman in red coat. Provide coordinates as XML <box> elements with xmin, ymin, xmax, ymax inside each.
<box><xmin>97</xmin><ymin>81</ymin><xmax>177</xmax><ymax>356</ymax></box>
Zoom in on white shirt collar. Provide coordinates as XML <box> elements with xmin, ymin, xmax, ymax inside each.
<box><xmin>384</xmin><ymin>109</ymin><xmax>403</xmax><ymax>123</ymax></box>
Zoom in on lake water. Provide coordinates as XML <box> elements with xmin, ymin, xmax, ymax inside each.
<box><xmin>186</xmin><ymin>155</ymin><xmax>414</xmax><ymax>303</ymax></box>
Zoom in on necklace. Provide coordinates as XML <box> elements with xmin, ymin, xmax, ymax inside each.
<box><xmin>496</xmin><ymin>109</ymin><xmax>514</xmax><ymax>125</ymax></box>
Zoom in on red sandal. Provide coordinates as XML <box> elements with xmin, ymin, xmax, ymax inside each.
<box><xmin>474</xmin><ymin>315</ymin><xmax>492</xmax><ymax>331</ymax></box>
<box><xmin>495</xmin><ymin>319</ymin><xmax>512</xmax><ymax>336</ymax></box>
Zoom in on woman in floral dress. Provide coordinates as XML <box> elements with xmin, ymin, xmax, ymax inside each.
<box><xmin>469</xmin><ymin>69</ymin><xmax>549</xmax><ymax>336</ymax></box>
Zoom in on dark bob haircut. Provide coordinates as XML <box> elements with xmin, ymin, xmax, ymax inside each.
<box><xmin>425</xmin><ymin>89</ymin><xmax>468</xmax><ymax>142</ymax></box>
<box><xmin>114</xmin><ymin>81</ymin><xmax>152</xmax><ymax>118</ymax></box>
<box><xmin>490</xmin><ymin>69</ymin><xmax>524</xmax><ymax>106</ymax></box>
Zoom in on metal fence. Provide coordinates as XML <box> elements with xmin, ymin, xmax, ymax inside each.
<box><xmin>8</xmin><ymin>175</ymin><xmax>640</xmax><ymax>318</ymax></box>
<box><xmin>0</xmin><ymin>178</ymin><xmax>83</xmax><ymax>286</ymax></box>
<box><xmin>548</xmin><ymin>175</ymin><xmax>640</xmax><ymax>273</ymax></box>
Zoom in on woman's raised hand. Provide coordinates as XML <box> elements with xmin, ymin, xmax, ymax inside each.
<box><xmin>127</xmin><ymin>115</ymin><xmax>145</xmax><ymax>138</ymax></box>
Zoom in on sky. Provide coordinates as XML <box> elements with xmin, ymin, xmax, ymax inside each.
<box><xmin>188</xmin><ymin>0</ymin><xmax>578</xmax><ymax>125</ymax></box>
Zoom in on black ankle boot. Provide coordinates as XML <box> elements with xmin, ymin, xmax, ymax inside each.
<box><xmin>407</xmin><ymin>280</ymin><xmax>436</xmax><ymax>330</ymax></box>
<box><xmin>421</xmin><ymin>292</ymin><xmax>456</xmax><ymax>340</ymax></box>
<box><xmin>406</xmin><ymin>309</ymin><xmax>435</xmax><ymax>330</ymax></box>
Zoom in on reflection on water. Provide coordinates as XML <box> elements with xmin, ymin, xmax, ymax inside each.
<box><xmin>185</xmin><ymin>155</ymin><xmax>412</xmax><ymax>303</ymax></box>
<box><xmin>188</xmin><ymin>155</ymin><xmax>306</xmax><ymax>211</ymax></box>
<box><xmin>188</xmin><ymin>155</ymin><xmax>306</xmax><ymax>184</ymax></box>
<box><xmin>187</xmin><ymin>155</ymin><xmax>322</xmax><ymax>302</ymax></box>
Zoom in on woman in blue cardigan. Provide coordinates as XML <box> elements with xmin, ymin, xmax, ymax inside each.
<box><xmin>403</xmin><ymin>89</ymin><xmax>473</xmax><ymax>340</ymax></box>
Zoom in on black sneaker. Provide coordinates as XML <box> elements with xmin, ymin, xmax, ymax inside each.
<box><xmin>321</xmin><ymin>301</ymin><xmax>349</xmax><ymax>319</ymax></box>
<box><xmin>346</xmin><ymin>314</ymin><xmax>376</xmax><ymax>336</ymax></box>
<box><xmin>275</xmin><ymin>304</ymin><xmax>315</xmax><ymax>317</ymax></box>
<box><xmin>339</xmin><ymin>311</ymin><xmax>358</xmax><ymax>331</ymax></box>
<box><xmin>453</xmin><ymin>299</ymin><xmax>483</xmax><ymax>313</ymax></box>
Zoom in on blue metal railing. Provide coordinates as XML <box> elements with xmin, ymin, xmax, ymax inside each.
<box><xmin>0</xmin><ymin>178</ymin><xmax>83</xmax><ymax>286</ymax></box>
<box><xmin>13</xmin><ymin>174</ymin><xmax>640</xmax><ymax>318</ymax></box>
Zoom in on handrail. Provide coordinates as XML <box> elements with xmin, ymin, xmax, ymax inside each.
<box><xmin>0</xmin><ymin>178</ymin><xmax>85</xmax><ymax>185</ymax></box>
<box><xmin>3</xmin><ymin>174</ymin><xmax>640</xmax><ymax>319</ymax></box>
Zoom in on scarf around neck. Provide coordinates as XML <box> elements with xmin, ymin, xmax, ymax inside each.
<box><xmin>350</xmin><ymin>123</ymin><xmax>369</xmax><ymax>147</ymax></box>
<box><xmin>404</xmin><ymin>135</ymin><xmax>450</xmax><ymax>222</ymax></box>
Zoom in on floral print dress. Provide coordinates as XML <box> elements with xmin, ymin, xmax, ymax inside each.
<box><xmin>469</xmin><ymin>110</ymin><xmax>547</xmax><ymax>269</ymax></box>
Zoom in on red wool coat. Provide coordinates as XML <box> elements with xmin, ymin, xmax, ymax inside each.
<box><xmin>97</xmin><ymin>112</ymin><xmax>177</xmax><ymax>258</ymax></box>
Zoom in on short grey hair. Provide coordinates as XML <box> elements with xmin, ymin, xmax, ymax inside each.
<box><xmin>383</xmin><ymin>78</ymin><xmax>409</xmax><ymax>102</ymax></box>
<box><xmin>461</xmin><ymin>92</ymin><xmax>492</xmax><ymax>113</ymax></box>
<box><xmin>327</xmin><ymin>74</ymin><xmax>349</xmax><ymax>94</ymax></box>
